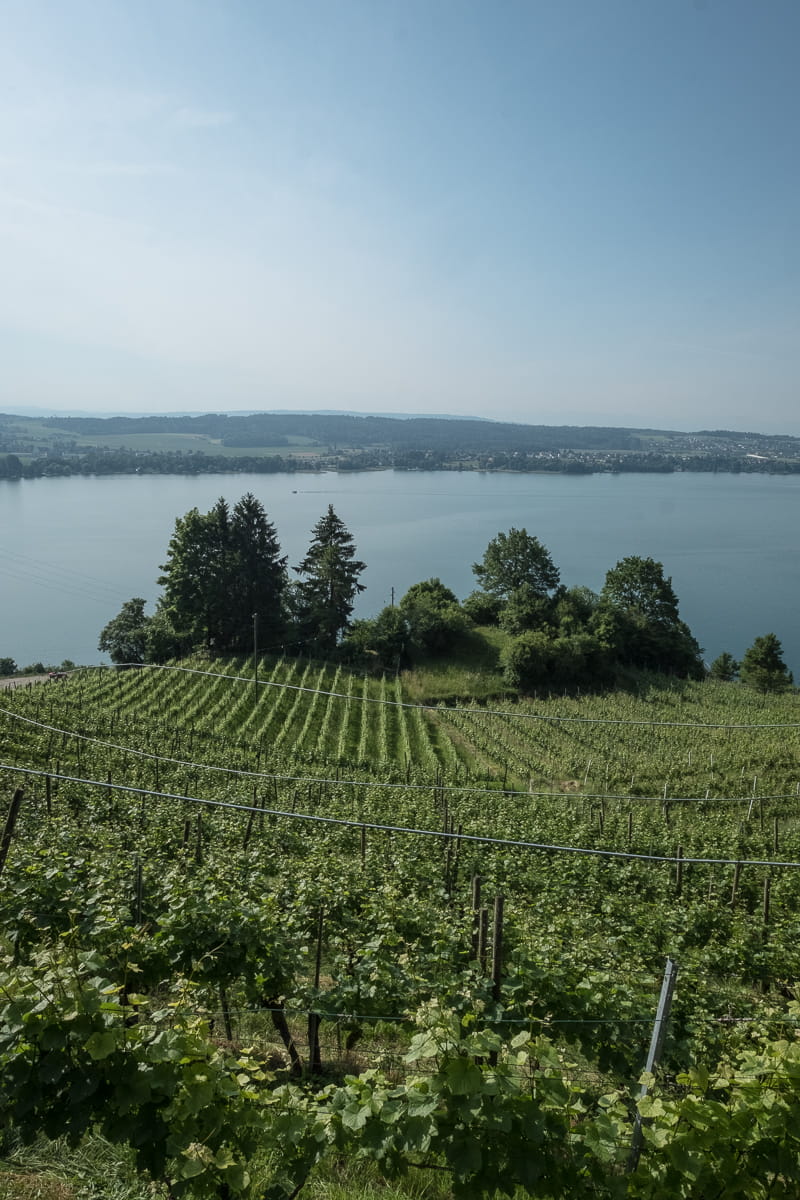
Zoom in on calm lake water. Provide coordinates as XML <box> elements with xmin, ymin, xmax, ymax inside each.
<box><xmin>2</xmin><ymin>470</ymin><xmax>799</xmax><ymax>675</ymax></box>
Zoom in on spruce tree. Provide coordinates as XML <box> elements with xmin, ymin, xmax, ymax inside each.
<box><xmin>709</xmin><ymin>651</ymin><xmax>739</xmax><ymax>682</ymax></box>
<box><xmin>158</xmin><ymin>501</ymin><xmax>232</xmax><ymax>651</ymax></box>
<box><xmin>159</xmin><ymin>494</ymin><xmax>286</xmax><ymax>653</ymax></box>
<box><xmin>740</xmin><ymin>633</ymin><xmax>793</xmax><ymax>693</ymax></box>
<box><xmin>294</xmin><ymin>505</ymin><xmax>365</xmax><ymax>652</ymax></box>
<box><xmin>228</xmin><ymin>493</ymin><xmax>287</xmax><ymax>651</ymax></box>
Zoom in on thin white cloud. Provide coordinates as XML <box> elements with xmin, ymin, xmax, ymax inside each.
<box><xmin>80</xmin><ymin>162</ymin><xmax>180</xmax><ymax>178</ymax></box>
<box><xmin>171</xmin><ymin>107</ymin><xmax>235</xmax><ymax>130</ymax></box>
<box><xmin>0</xmin><ymin>158</ymin><xmax>179</xmax><ymax>178</ymax></box>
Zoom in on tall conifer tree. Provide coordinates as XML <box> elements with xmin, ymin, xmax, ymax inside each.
<box><xmin>294</xmin><ymin>505</ymin><xmax>365</xmax><ymax>652</ymax></box>
<box><xmin>740</xmin><ymin>633</ymin><xmax>793</xmax><ymax>693</ymax></box>
<box><xmin>159</xmin><ymin>501</ymin><xmax>230</xmax><ymax>650</ymax></box>
<box><xmin>159</xmin><ymin>494</ymin><xmax>286</xmax><ymax>652</ymax></box>
<box><xmin>228</xmin><ymin>493</ymin><xmax>287</xmax><ymax>650</ymax></box>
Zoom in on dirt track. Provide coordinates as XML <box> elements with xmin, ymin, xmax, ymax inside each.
<box><xmin>1</xmin><ymin>674</ymin><xmax>50</xmax><ymax>690</ymax></box>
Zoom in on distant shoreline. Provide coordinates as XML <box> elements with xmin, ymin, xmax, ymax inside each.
<box><xmin>4</xmin><ymin>411</ymin><xmax>800</xmax><ymax>480</ymax></box>
<box><xmin>4</xmin><ymin>459</ymin><xmax>800</xmax><ymax>481</ymax></box>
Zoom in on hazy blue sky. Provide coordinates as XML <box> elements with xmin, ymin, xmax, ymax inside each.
<box><xmin>2</xmin><ymin>1</ymin><xmax>798</xmax><ymax>431</ymax></box>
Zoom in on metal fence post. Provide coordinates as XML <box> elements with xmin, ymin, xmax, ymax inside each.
<box><xmin>628</xmin><ymin>956</ymin><xmax>679</xmax><ymax>1172</ymax></box>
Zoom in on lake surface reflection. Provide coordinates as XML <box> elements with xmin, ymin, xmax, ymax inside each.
<box><xmin>2</xmin><ymin>469</ymin><xmax>798</xmax><ymax>675</ymax></box>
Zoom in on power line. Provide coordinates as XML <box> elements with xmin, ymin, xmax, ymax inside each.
<box><xmin>5</xmin><ymin>763</ymin><xmax>800</xmax><ymax>870</ymax></box>
<box><xmin>0</xmin><ymin>549</ymin><xmax>132</xmax><ymax>606</ymax></box>
<box><xmin>208</xmin><ymin>1004</ymin><xmax>800</xmax><ymax>1028</ymax></box>
<box><xmin>3</xmin><ymin>704</ymin><xmax>798</xmax><ymax>807</ymax></box>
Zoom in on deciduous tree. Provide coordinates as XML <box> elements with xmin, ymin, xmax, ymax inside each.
<box><xmin>499</xmin><ymin>584</ymin><xmax>553</xmax><ymax>635</ymax></box>
<box><xmin>501</xmin><ymin>629</ymin><xmax>610</xmax><ymax>692</ymax></box>
<box><xmin>472</xmin><ymin>529</ymin><xmax>560</xmax><ymax>601</ymax></box>
<box><xmin>0</xmin><ymin>455</ymin><xmax>22</xmax><ymax>480</ymax></box>
<box><xmin>342</xmin><ymin>606</ymin><xmax>409</xmax><ymax>671</ymax></box>
<box><xmin>461</xmin><ymin>590</ymin><xmax>503</xmax><ymax>625</ymax></box>
<box><xmin>599</xmin><ymin>556</ymin><xmax>703</xmax><ymax>677</ymax></box>
<box><xmin>601</xmin><ymin>556</ymin><xmax>681</xmax><ymax>625</ymax></box>
<box><xmin>98</xmin><ymin>598</ymin><xmax>150</xmax><ymax>665</ymax></box>
<box><xmin>400</xmin><ymin>579</ymin><xmax>469</xmax><ymax>656</ymax></box>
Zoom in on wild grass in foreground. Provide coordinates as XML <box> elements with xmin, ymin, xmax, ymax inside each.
<box><xmin>1</xmin><ymin>1134</ymin><xmax>458</xmax><ymax>1200</ymax></box>
<box><xmin>0</xmin><ymin>1134</ymin><xmax>156</xmax><ymax>1200</ymax></box>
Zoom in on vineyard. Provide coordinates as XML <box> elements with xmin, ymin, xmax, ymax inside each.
<box><xmin>2</xmin><ymin>658</ymin><xmax>800</xmax><ymax>1198</ymax></box>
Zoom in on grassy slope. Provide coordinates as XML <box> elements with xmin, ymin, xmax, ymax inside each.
<box><xmin>400</xmin><ymin>626</ymin><xmax>509</xmax><ymax>703</ymax></box>
<box><xmin>1</xmin><ymin>415</ymin><xmax>334</xmax><ymax>458</ymax></box>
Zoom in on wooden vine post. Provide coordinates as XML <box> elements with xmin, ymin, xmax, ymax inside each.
<box><xmin>444</xmin><ymin>822</ymin><xmax>453</xmax><ymax>893</ymax></box>
<box><xmin>133</xmin><ymin>856</ymin><xmax>143</xmax><ymax>925</ymax></box>
<box><xmin>0</xmin><ymin>788</ymin><xmax>24</xmax><ymax>878</ymax></box>
<box><xmin>242</xmin><ymin>789</ymin><xmax>257</xmax><ymax>850</ymax></box>
<box><xmin>491</xmin><ymin>894</ymin><xmax>505</xmax><ymax>1001</ymax></box>
<box><xmin>219</xmin><ymin>987</ymin><xmax>234</xmax><ymax>1042</ymax></box>
<box><xmin>307</xmin><ymin>907</ymin><xmax>324</xmax><ymax>1075</ymax></box>
<box><xmin>477</xmin><ymin>908</ymin><xmax>489</xmax><ymax>972</ymax></box>
<box><xmin>449</xmin><ymin>822</ymin><xmax>462</xmax><ymax>895</ymax></box>
<box><xmin>489</xmin><ymin>895</ymin><xmax>505</xmax><ymax>1067</ymax></box>
<box><xmin>471</xmin><ymin>874</ymin><xmax>482</xmax><ymax>957</ymax></box>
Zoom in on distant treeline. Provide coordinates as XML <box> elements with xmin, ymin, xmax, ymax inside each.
<box><xmin>41</xmin><ymin>411</ymin><xmax>644</xmax><ymax>452</ymax></box>
<box><xmin>0</xmin><ymin>450</ymin><xmax>302</xmax><ymax>479</ymax></box>
<box><xmin>3</xmin><ymin>446</ymin><xmax>800</xmax><ymax>481</ymax></box>
<box><xmin>3</xmin><ymin>411</ymin><xmax>800</xmax><ymax>478</ymax></box>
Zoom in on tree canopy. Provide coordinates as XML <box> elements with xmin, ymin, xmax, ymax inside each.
<box><xmin>600</xmin><ymin>556</ymin><xmax>681</xmax><ymax>625</ymax></box>
<box><xmin>709</xmin><ymin>651</ymin><xmax>739</xmax><ymax>682</ymax></box>
<box><xmin>598</xmin><ymin>556</ymin><xmax>704</xmax><ymax>678</ymax></box>
<box><xmin>294</xmin><ymin>505</ymin><xmax>365</xmax><ymax>653</ymax></box>
<box><xmin>740</xmin><ymin>634</ymin><xmax>793</xmax><ymax>693</ymax></box>
<box><xmin>399</xmin><ymin>578</ymin><xmax>469</xmax><ymax>657</ymax></box>
<box><xmin>227</xmin><ymin>493</ymin><xmax>288</xmax><ymax>649</ymax></box>
<box><xmin>472</xmin><ymin>529</ymin><xmax>560</xmax><ymax>601</ymax></box>
<box><xmin>92</xmin><ymin>503</ymin><xmax>791</xmax><ymax>697</ymax></box>
<box><xmin>158</xmin><ymin>494</ymin><xmax>286</xmax><ymax>653</ymax></box>
<box><xmin>98</xmin><ymin>598</ymin><xmax>150</xmax><ymax>666</ymax></box>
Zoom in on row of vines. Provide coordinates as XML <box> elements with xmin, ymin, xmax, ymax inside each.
<box><xmin>1</xmin><ymin>660</ymin><xmax>800</xmax><ymax>1197</ymax></box>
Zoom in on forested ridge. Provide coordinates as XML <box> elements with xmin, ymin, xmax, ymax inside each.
<box><xmin>3</xmin><ymin>410</ymin><xmax>800</xmax><ymax>477</ymax></box>
<box><xmin>23</xmin><ymin>411</ymin><xmax>643</xmax><ymax>450</ymax></box>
